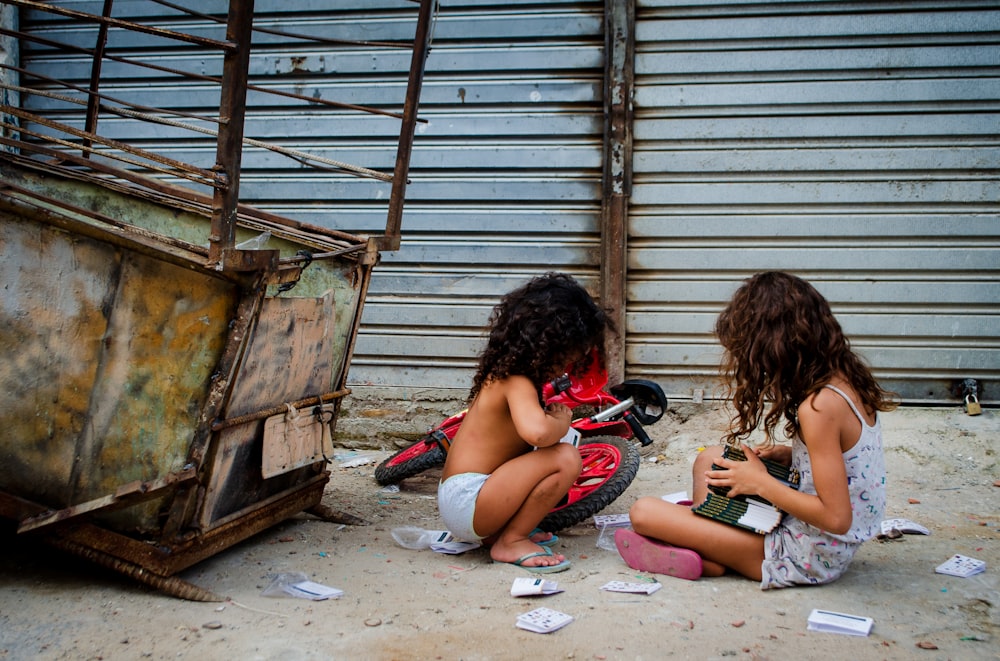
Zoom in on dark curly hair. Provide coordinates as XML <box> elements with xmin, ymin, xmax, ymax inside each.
<box><xmin>714</xmin><ymin>271</ymin><xmax>897</xmax><ymax>445</ymax></box>
<box><xmin>468</xmin><ymin>272</ymin><xmax>613</xmax><ymax>401</ymax></box>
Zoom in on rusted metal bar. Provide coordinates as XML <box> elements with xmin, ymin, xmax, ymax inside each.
<box><xmin>1</xmin><ymin>149</ymin><xmax>367</xmax><ymax>252</ymax></box>
<box><xmin>336</xmin><ymin>239</ymin><xmax>381</xmax><ymax>399</ymax></box>
<box><xmin>0</xmin><ymin>25</ymin><xmax>413</xmax><ymax>121</ymax></box>
<box><xmin>600</xmin><ymin>0</ymin><xmax>634</xmax><ymax>385</ymax></box>
<box><xmin>0</xmin><ymin>105</ymin><xmax>220</xmax><ymax>186</ymax></box>
<box><xmin>0</xmin><ymin>188</ymin><xmax>254</xmax><ymax>288</ymax></box>
<box><xmin>0</xmin><ymin>178</ymin><xmax>208</xmax><ymax>256</ymax></box>
<box><xmin>208</xmin><ymin>0</ymin><xmax>255</xmax><ymax>269</ymax></box>
<box><xmin>45</xmin><ymin>535</ymin><xmax>225</xmax><ymax>601</ymax></box>
<box><xmin>154</xmin><ymin>476</ymin><xmax>330</xmax><ymax>575</ymax></box>
<box><xmin>381</xmin><ymin>0</ymin><xmax>435</xmax><ymax>251</ymax></box>
<box><xmin>5</xmin><ymin>0</ymin><xmax>236</xmax><ymax>51</ymax></box>
<box><xmin>0</xmin><ymin>118</ymin><xmax>219</xmax><ymax>190</ymax></box>
<box><xmin>211</xmin><ymin>388</ymin><xmax>352</xmax><ymax>431</ymax></box>
<box><xmin>0</xmin><ymin>185</ymin><xmax>198</xmax><ymax>264</ymax></box>
<box><xmin>82</xmin><ymin>0</ymin><xmax>114</xmax><ymax>156</ymax></box>
<box><xmin>17</xmin><ymin>467</ymin><xmax>199</xmax><ymax>533</ymax></box>
<box><xmin>1</xmin><ymin>61</ymin><xmax>223</xmax><ymax>126</ymax></box>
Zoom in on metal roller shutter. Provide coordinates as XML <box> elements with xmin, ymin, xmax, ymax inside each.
<box><xmin>16</xmin><ymin>0</ymin><xmax>607</xmax><ymax>393</ymax></box>
<box><xmin>354</xmin><ymin>0</ymin><xmax>607</xmax><ymax>389</ymax></box>
<box><xmin>629</xmin><ymin>0</ymin><xmax>1000</xmax><ymax>403</ymax></box>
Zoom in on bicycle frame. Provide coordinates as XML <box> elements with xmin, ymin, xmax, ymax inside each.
<box><xmin>427</xmin><ymin>356</ymin><xmax>660</xmax><ymax>454</ymax></box>
<box><xmin>374</xmin><ymin>355</ymin><xmax>669</xmax><ymax>529</ymax></box>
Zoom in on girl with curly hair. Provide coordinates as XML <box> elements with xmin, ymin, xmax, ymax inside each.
<box><xmin>438</xmin><ymin>272</ymin><xmax>612</xmax><ymax>573</ymax></box>
<box><xmin>618</xmin><ymin>271</ymin><xmax>897</xmax><ymax>588</ymax></box>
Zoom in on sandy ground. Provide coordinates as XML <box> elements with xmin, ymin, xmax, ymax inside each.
<box><xmin>1</xmin><ymin>405</ymin><xmax>997</xmax><ymax>661</ymax></box>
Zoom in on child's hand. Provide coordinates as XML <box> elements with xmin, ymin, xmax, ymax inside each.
<box><xmin>705</xmin><ymin>444</ymin><xmax>770</xmax><ymax>498</ymax></box>
<box><xmin>545</xmin><ymin>402</ymin><xmax>572</xmax><ymax>427</ymax></box>
<box><xmin>754</xmin><ymin>444</ymin><xmax>792</xmax><ymax>466</ymax></box>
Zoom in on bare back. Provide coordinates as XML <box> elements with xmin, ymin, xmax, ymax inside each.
<box><xmin>442</xmin><ymin>375</ymin><xmax>570</xmax><ymax>479</ymax></box>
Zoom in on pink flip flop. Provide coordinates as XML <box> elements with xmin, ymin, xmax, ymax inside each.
<box><xmin>614</xmin><ymin>529</ymin><xmax>702</xmax><ymax>581</ymax></box>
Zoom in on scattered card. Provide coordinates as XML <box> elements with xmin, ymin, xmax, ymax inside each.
<box><xmin>593</xmin><ymin>513</ymin><xmax>630</xmax><ymax>528</ymax></box>
<box><xmin>284</xmin><ymin>580</ymin><xmax>344</xmax><ymax>601</ymax></box>
<box><xmin>430</xmin><ymin>540</ymin><xmax>481</xmax><ymax>555</ymax></box>
<box><xmin>511</xmin><ymin>577</ymin><xmax>563</xmax><ymax>597</ymax></box>
<box><xmin>516</xmin><ymin>607</ymin><xmax>574</xmax><ymax>633</ymax></box>
<box><xmin>935</xmin><ymin>554</ymin><xmax>986</xmax><ymax>577</ymax></box>
<box><xmin>807</xmin><ymin>609</ymin><xmax>873</xmax><ymax>636</ymax></box>
<box><xmin>881</xmin><ymin>518</ymin><xmax>930</xmax><ymax>535</ymax></box>
<box><xmin>559</xmin><ymin>427</ymin><xmax>581</xmax><ymax>447</ymax></box>
<box><xmin>600</xmin><ymin>580</ymin><xmax>662</xmax><ymax>595</ymax></box>
<box><xmin>661</xmin><ymin>490</ymin><xmax>690</xmax><ymax>504</ymax></box>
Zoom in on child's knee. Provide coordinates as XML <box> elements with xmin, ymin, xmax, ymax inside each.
<box><xmin>554</xmin><ymin>441</ymin><xmax>582</xmax><ymax>473</ymax></box>
<box><xmin>628</xmin><ymin>496</ymin><xmax>660</xmax><ymax>530</ymax></box>
<box><xmin>692</xmin><ymin>445</ymin><xmax>723</xmax><ymax>474</ymax></box>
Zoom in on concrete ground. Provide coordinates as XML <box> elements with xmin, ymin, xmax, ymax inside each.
<box><xmin>0</xmin><ymin>405</ymin><xmax>997</xmax><ymax>661</ymax></box>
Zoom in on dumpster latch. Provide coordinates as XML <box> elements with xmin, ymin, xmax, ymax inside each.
<box><xmin>262</xmin><ymin>402</ymin><xmax>336</xmax><ymax>478</ymax></box>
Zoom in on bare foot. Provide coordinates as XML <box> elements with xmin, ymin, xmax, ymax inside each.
<box><xmin>484</xmin><ymin>529</ymin><xmax>555</xmax><ymax>547</ymax></box>
<box><xmin>529</xmin><ymin>530</ymin><xmax>554</xmax><ymax>544</ymax></box>
<box><xmin>490</xmin><ymin>537</ymin><xmax>566</xmax><ymax>567</ymax></box>
<box><xmin>701</xmin><ymin>558</ymin><xmax>727</xmax><ymax>577</ymax></box>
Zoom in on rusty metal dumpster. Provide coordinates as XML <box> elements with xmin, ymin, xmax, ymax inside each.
<box><xmin>0</xmin><ymin>0</ymin><xmax>432</xmax><ymax>599</ymax></box>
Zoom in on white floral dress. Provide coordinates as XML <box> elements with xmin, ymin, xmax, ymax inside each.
<box><xmin>761</xmin><ymin>385</ymin><xmax>886</xmax><ymax>589</ymax></box>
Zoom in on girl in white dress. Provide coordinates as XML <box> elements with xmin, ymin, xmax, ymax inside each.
<box><xmin>621</xmin><ymin>271</ymin><xmax>897</xmax><ymax>588</ymax></box>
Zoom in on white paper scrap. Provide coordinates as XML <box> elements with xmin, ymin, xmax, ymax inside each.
<box><xmin>430</xmin><ymin>540</ymin><xmax>481</xmax><ymax>554</ymax></box>
<box><xmin>286</xmin><ymin>580</ymin><xmax>344</xmax><ymax>601</ymax></box>
<box><xmin>661</xmin><ymin>490</ymin><xmax>691</xmax><ymax>504</ymax></box>
<box><xmin>807</xmin><ymin>609</ymin><xmax>873</xmax><ymax>636</ymax></box>
<box><xmin>600</xmin><ymin>580</ymin><xmax>662</xmax><ymax>595</ymax></box>
<box><xmin>511</xmin><ymin>577</ymin><xmax>563</xmax><ymax>597</ymax></box>
<box><xmin>880</xmin><ymin>518</ymin><xmax>930</xmax><ymax>535</ymax></box>
<box><xmin>558</xmin><ymin>427</ymin><xmax>581</xmax><ymax>447</ymax></box>
<box><xmin>339</xmin><ymin>456</ymin><xmax>374</xmax><ymax>468</ymax></box>
<box><xmin>593</xmin><ymin>513</ymin><xmax>630</xmax><ymax>528</ymax></box>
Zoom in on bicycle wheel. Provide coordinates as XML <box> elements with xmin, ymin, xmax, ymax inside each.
<box><xmin>373</xmin><ymin>437</ymin><xmax>446</xmax><ymax>485</ymax></box>
<box><xmin>537</xmin><ymin>435</ymin><xmax>640</xmax><ymax>532</ymax></box>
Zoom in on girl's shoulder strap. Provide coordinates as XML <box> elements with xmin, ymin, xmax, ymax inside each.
<box><xmin>823</xmin><ymin>384</ymin><xmax>867</xmax><ymax>425</ymax></box>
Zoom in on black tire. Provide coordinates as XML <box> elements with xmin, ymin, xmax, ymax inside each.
<box><xmin>374</xmin><ymin>438</ymin><xmax>446</xmax><ymax>485</ymax></box>
<box><xmin>537</xmin><ymin>435</ymin><xmax>641</xmax><ymax>532</ymax></box>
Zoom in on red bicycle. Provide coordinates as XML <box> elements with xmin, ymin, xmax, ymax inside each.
<box><xmin>374</xmin><ymin>357</ymin><xmax>668</xmax><ymax>531</ymax></box>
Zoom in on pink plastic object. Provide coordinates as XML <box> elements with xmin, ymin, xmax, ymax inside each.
<box><xmin>614</xmin><ymin>529</ymin><xmax>702</xmax><ymax>581</ymax></box>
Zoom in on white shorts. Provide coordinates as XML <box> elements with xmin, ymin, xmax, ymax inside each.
<box><xmin>437</xmin><ymin>472</ymin><xmax>490</xmax><ymax>542</ymax></box>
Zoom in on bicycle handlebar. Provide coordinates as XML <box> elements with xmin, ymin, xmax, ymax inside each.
<box><xmin>622</xmin><ymin>410</ymin><xmax>654</xmax><ymax>447</ymax></box>
<box><xmin>587</xmin><ymin>397</ymin><xmax>634</xmax><ymax>423</ymax></box>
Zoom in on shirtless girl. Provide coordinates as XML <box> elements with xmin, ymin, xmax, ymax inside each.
<box><xmin>437</xmin><ymin>273</ymin><xmax>612</xmax><ymax>572</ymax></box>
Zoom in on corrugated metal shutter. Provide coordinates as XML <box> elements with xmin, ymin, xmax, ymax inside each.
<box><xmin>353</xmin><ymin>0</ymin><xmax>606</xmax><ymax>389</ymax></box>
<box><xmin>629</xmin><ymin>0</ymin><xmax>1000</xmax><ymax>403</ymax></box>
<box><xmin>18</xmin><ymin>1</ymin><xmax>431</xmax><ymax>213</ymax></box>
<box><xmin>17</xmin><ymin>0</ymin><xmax>606</xmax><ymax>393</ymax></box>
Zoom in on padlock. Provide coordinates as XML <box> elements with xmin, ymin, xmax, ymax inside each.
<box><xmin>964</xmin><ymin>393</ymin><xmax>982</xmax><ymax>416</ymax></box>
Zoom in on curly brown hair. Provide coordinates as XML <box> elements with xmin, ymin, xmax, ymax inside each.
<box><xmin>714</xmin><ymin>271</ymin><xmax>897</xmax><ymax>445</ymax></box>
<box><xmin>468</xmin><ymin>272</ymin><xmax>613</xmax><ymax>401</ymax></box>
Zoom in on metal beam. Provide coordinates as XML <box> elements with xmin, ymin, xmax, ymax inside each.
<box><xmin>601</xmin><ymin>0</ymin><xmax>634</xmax><ymax>384</ymax></box>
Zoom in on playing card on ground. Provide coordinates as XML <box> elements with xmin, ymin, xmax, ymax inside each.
<box><xmin>935</xmin><ymin>554</ymin><xmax>986</xmax><ymax>577</ymax></box>
<box><xmin>511</xmin><ymin>577</ymin><xmax>563</xmax><ymax>596</ymax></box>
<box><xmin>807</xmin><ymin>609</ymin><xmax>873</xmax><ymax>636</ymax></box>
<box><xmin>593</xmin><ymin>513</ymin><xmax>630</xmax><ymax>528</ymax></box>
<box><xmin>600</xmin><ymin>580</ymin><xmax>662</xmax><ymax>595</ymax></box>
<box><xmin>515</xmin><ymin>607</ymin><xmax>574</xmax><ymax>633</ymax></box>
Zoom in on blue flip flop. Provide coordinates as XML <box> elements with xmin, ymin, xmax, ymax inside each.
<box><xmin>530</xmin><ymin>528</ymin><xmax>559</xmax><ymax>547</ymax></box>
<box><xmin>497</xmin><ymin>547</ymin><xmax>571</xmax><ymax>574</ymax></box>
